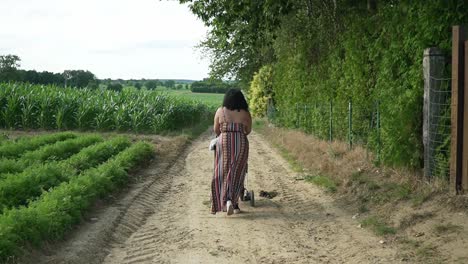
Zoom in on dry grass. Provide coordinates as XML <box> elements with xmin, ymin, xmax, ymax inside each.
<box><xmin>254</xmin><ymin>120</ymin><xmax>468</xmax><ymax>263</ymax></box>
<box><xmin>254</xmin><ymin>121</ymin><xmax>452</xmax><ymax>215</ymax></box>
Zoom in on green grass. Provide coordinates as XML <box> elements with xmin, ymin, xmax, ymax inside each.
<box><xmin>360</xmin><ymin>216</ymin><xmax>396</xmax><ymax>236</ymax></box>
<box><xmin>153</xmin><ymin>86</ymin><xmax>224</xmax><ymax>106</ymax></box>
<box><xmin>305</xmin><ymin>174</ymin><xmax>338</xmax><ymax>193</ymax></box>
<box><xmin>253</xmin><ymin>119</ymin><xmax>266</xmax><ymax>131</ymax></box>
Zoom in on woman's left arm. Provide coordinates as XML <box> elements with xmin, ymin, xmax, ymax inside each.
<box><xmin>213</xmin><ymin>109</ymin><xmax>221</xmax><ymax>136</ymax></box>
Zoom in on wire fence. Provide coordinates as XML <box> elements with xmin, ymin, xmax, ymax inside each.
<box><xmin>266</xmin><ymin>80</ymin><xmax>451</xmax><ymax>178</ymax></box>
<box><xmin>426</xmin><ymin>76</ymin><xmax>451</xmax><ymax>180</ymax></box>
<box><xmin>267</xmin><ymin>99</ymin><xmax>382</xmax><ymax>164</ymax></box>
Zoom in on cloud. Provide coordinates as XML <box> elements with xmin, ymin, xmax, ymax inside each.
<box><xmin>0</xmin><ymin>0</ymin><xmax>209</xmax><ymax>80</ymax></box>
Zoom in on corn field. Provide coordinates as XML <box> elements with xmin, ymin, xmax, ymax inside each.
<box><xmin>0</xmin><ymin>83</ymin><xmax>214</xmax><ymax>132</ymax></box>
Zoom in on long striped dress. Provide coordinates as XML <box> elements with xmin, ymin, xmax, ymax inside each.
<box><xmin>211</xmin><ymin>122</ymin><xmax>249</xmax><ymax>214</ymax></box>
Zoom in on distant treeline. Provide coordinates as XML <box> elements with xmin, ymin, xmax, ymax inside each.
<box><xmin>104</xmin><ymin>79</ymin><xmax>190</xmax><ymax>90</ymax></box>
<box><xmin>191</xmin><ymin>79</ymin><xmax>237</xmax><ymax>93</ymax></box>
<box><xmin>0</xmin><ymin>55</ymin><xmax>98</xmax><ymax>88</ymax></box>
<box><xmin>0</xmin><ymin>54</ymin><xmax>194</xmax><ymax>91</ymax></box>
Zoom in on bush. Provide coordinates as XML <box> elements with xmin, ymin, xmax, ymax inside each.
<box><xmin>249</xmin><ymin>65</ymin><xmax>273</xmax><ymax>117</ymax></box>
<box><xmin>267</xmin><ymin>1</ymin><xmax>468</xmax><ymax>167</ymax></box>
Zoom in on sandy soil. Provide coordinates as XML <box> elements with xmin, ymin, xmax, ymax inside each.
<box><xmin>25</xmin><ymin>131</ymin><xmax>404</xmax><ymax>264</ymax></box>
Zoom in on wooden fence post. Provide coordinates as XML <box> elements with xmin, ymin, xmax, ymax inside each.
<box><xmin>463</xmin><ymin>40</ymin><xmax>468</xmax><ymax>192</ymax></box>
<box><xmin>450</xmin><ymin>25</ymin><xmax>466</xmax><ymax>194</ymax></box>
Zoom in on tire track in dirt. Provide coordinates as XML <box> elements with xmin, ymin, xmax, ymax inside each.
<box><xmin>102</xmin><ymin>131</ymin><xmax>402</xmax><ymax>264</ymax></box>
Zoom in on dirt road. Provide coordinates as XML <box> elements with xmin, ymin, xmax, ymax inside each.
<box><xmin>32</xmin><ymin>131</ymin><xmax>402</xmax><ymax>263</ymax></box>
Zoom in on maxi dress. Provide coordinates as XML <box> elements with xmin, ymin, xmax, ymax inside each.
<box><xmin>211</xmin><ymin>112</ymin><xmax>249</xmax><ymax>214</ymax></box>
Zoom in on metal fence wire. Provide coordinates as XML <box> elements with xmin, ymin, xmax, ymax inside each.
<box><xmin>427</xmin><ymin>76</ymin><xmax>451</xmax><ymax>180</ymax></box>
<box><xmin>267</xmin><ymin>99</ymin><xmax>382</xmax><ymax>164</ymax></box>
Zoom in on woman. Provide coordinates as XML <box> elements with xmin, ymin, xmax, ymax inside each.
<box><xmin>212</xmin><ymin>89</ymin><xmax>252</xmax><ymax>215</ymax></box>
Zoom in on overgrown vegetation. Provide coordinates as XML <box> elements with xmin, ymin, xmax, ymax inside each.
<box><xmin>184</xmin><ymin>0</ymin><xmax>468</xmax><ymax>169</ymax></box>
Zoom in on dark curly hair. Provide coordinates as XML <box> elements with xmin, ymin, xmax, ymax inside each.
<box><xmin>222</xmin><ymin>88</ymin><xmax>249</xmax><ymax>112</ymax></box>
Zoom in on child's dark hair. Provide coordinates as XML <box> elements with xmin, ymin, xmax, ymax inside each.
<box><xmin>222</xmin><ymin>89</ymin><xmax>249</xmax><ymax>112</ymax></box>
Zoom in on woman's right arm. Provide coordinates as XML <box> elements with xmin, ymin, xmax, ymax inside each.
<box><xmin>244</xmin><ymin>111</ymin><xmax>252</xmax><ymax>135</ymax></box>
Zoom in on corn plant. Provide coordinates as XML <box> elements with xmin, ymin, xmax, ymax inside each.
<box><xmin>0</xmin><ymin>83</ymin><xmax>215</xmax><ymax>133</ymax></box>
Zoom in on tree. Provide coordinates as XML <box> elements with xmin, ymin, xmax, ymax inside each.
<box><xmin>164</xmin><ymin>80</ymin><xmax>175</xmax><ymax>89</ymax></box>
<box><xmin>63</xmin><ymin>70</ymin><xmax>97</xmax><ymax>88</ymax></box>
<box><xmin>0</xmin><ymin>54</ymin><xmax>21</xmax><ymax>81</ymax></box>
<box><xmin>135</xmin><ymin>82</ymin><xmax>142</xmax><ymax>89</ymax></box>
<box><xmin>87</xmin><ymin>79</ymin><xmax>100</xmax><ymax>89</ymax></box>
<box><xmin>145</xmin><ymin>80</ymin><xmax>157</xmax><ymax>89</ymax></box>
<box><xmin>179</xmin><ymin>0</ymin><xmax>292</xmax><ymax>89</ymax></box>
<box><xmin>107</xmin><ymin>83</ymin><xmax>123</xmax><ymax>92</ymax></box>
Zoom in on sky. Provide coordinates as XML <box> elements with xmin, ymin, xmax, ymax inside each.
<box><xmin>0</xmin><ymin>0</ymin><xmax>210</xmax><ymax>80</ymax></box>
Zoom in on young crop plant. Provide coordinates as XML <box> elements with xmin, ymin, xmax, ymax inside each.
<box><xmin>0</xmin><ymin>136</ymin><xmax>131</xmax><ymax>213</ymax></box>
<box><xmin>0</xmin><ymin>132</ymin><xmax>76</xmax><ymax>158</ymax></box>
<box><xmin>0</xmin><ymin>134</ymin><xmax>99</xmax><ymax>176</ymax></box>
<box><xmin>19</xmin><ymin>134</ymin><xmax>103</xmax><ymax>164</ymax></box>
<box><xmin>0</xmin><ymin>141</ymin><xmax>154</xmax><ymax>260</ymax></box>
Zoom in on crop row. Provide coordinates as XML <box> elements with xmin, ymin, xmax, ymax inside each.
<box><xmin>0</xmin><ymin>132</ymin><xmax>75</xmax><ymax>158</ymax></box>
<box><xmin>0</xmin><ymin>135</ymin><xmax>103</xmax><ymax>176</ymax></box>
<box><xmin>0</xmin><ymin>83</ymin><xmax>214</xmax><ymax>132</ymax></box>
<box><xmin>0</xmin><ymin>141</ymin><xmax>153</xmax><ymax>260</ymax></box>
<box><xmin>0</xmin><ymin>136</ymin><xmax>131</xmax><ymax>213</ymax></box>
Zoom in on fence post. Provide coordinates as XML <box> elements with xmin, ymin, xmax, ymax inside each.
<box><xmin>314</xmin><ymin>102</ymin><xmax>318</xmax><ymax>136</ymax></box>
<box><xmin>295</xmin><ymin>103</ymin><xmax>299</xmax><ymax>128</ymax></box>
<box><xmin>329</xmin><ymin>100</ymin><xmax>333</xmax><ymax>142</ymax></box>
<box><xmin>464</xmin><ymin>40</ymin><xmax>468</xmax><ymax>191</ymax></box>
<box><xmin>450</xmin><ymin>25</ymin><xmax>467</xmax><ymax>194</ymax></box>
<box><xmin>423</xmin><ymin>47</ymin><xmax>446</xmax><ymax>179</ymax></box>
<box><xmin>376</xmin><ymin>100</ymin><xmax>381</xmax><ymax>165</ymax></box>
<box><xmin>349</xmin><ymin>100</ymin><xmax>352</xmax><ymax>148</ymax></box>
<box><xmin>304</xmin><ymin>105</ymin><xmax>309</xmax><ymax>132</ymax></box>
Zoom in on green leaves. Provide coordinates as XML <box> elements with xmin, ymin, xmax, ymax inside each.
<box><xmin>262</xmin><ymin>1</ymin><xmax>468</xmax><ymax>168</ymax></box>
<box><xmin>0</xmin><ymin>138</ymin><xmax>153</xmax><ymax>260</ymax></box>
